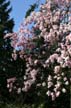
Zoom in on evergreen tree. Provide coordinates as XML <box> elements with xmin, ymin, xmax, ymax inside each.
<box><xmin>0</xmin><ymin>0</ymin><xmax>14</xmax><ymax>33</ymax></box>
<box><xmin>0</xmin><ymin>0</ymin><xmax>14</xmax><ymax>102</ymax></box>
<box><xmin>0</xmin><ymin>0</ymin><xmax>26</xmax><ymax>103</ymax></box>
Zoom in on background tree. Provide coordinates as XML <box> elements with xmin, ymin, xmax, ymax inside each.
<box><xmin>0</xmin><ymin>0</ymin><xmax>26</xmax><ymax>103</ymax></box>
<box><xmin>0</xmin><ymin>0</ymin><xmax>25</xmax><ymax>103</ymax></box>
<box><xmin>0</xmin><ymin>0</ymin><xmax>14</xmax><ymax>102</ymax></box>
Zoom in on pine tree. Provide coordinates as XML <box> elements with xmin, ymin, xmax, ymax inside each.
<box><xmin>0</xmin><ymin>0</ymin><xmax>26</xmax><ymax>103</ymax></box>
<box><xmin>0</xmin><ymin>0</ymin><xmax>14</xmax><ymax>102</ymax></box>
<box><xmin>0</xmin><ymin>0</ymin><xmax>14</xmax><ymax>33</ymax></box>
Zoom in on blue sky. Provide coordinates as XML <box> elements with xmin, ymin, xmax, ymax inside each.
<box><xmin>10</xmin><ymin>0</ymin><xmax>45</xmax><ymax>32</ymax></box>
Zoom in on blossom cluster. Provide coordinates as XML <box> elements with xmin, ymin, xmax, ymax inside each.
<box><xmin>4</xmin><ymin>0</ymin><xmax>71</xmax><ymax>100</ymax></box>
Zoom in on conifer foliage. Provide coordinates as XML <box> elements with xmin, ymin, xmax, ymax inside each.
<box><xmin>0</xmin><ymin>0</ymin><xmax>14</xmax><ymax>101</ymax></box>
<box><xmin>0</xmin><ymin>0</ymin><xmax>14</xmax><ymax>36</ymax></box>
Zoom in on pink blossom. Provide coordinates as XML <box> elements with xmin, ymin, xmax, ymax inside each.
<box><xmin>55</xmin><ymin>91</ymin><xmax>61</xmax><ymax>97</ymax></box>
<box><xmin>54</xmin><ymin>66</ymin><xmax>61</xmax><ymax>74</ymax></box>
<box><xmin>4</xmin><ymin>0</ymin><xmax>71</xmax><ymax>100</ymax></box>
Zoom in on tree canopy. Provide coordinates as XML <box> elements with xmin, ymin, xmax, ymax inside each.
<box><xmin>4</xmin><ymin>0</ymin><xmax>71</xmax><ymax>107</ymax></box>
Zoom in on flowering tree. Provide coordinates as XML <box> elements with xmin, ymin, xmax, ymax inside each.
<box><xmin>5</xmin><ymin>0</ymin><xmax>71</xmax><ymax>105</ymax></box>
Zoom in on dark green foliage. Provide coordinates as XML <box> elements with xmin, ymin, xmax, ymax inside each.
<box><xmin>0</xmin><ymin>0</ymin><xmax>26</xmax><ymax>102</ymax></box>
<box><xmin>0</xmin><ymin>0</ymin><xmax>25</xmax><ymax>103</ymax></box>
<box><xmin>0</xmin><ymin>0</ymin><xmax>14</xmax><ymax>102</ymax></box>
<box><xmin>0</xmin><ymin>1</ymin><xmax>14</xmax><ymax>35</ymax></box>
<box><xmin>25</xmin><ymin>3</ymin><xmax>37</xmax><ymax>18</ymax></box>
